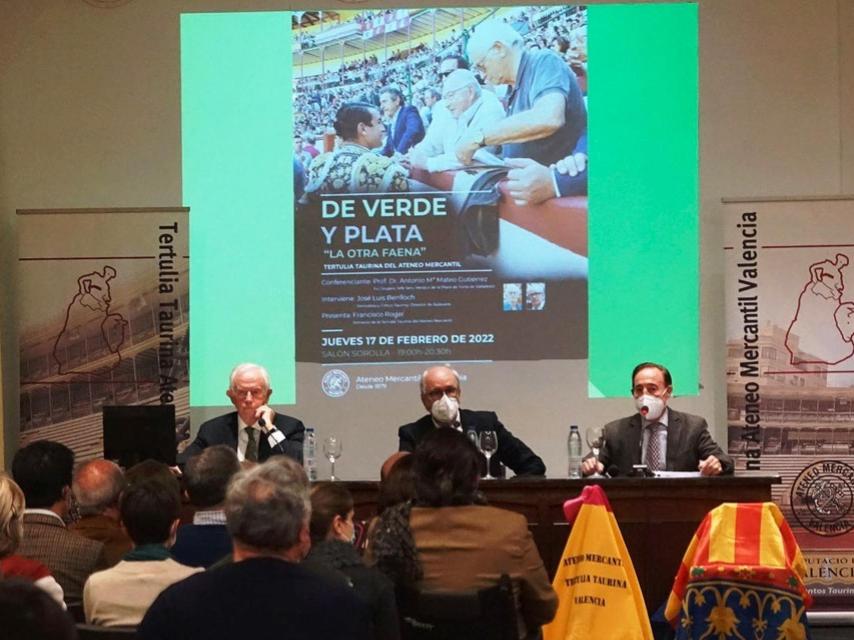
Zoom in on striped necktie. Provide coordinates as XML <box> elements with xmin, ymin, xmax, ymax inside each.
<box><xmin>645</xmin><ymin>423</ymin><xmax>663</xmax><ymax>471</ymax></box>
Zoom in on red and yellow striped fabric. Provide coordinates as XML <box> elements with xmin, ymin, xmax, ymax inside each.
<box><xmin>664</xmin><ymin>502</ymin><xmax>811</xmax><ymax>625</ymax></box>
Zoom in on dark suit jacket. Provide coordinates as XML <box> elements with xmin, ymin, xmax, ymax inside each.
<box><xmin>139</xmin><ymin>557</ymin><xmax>370</xmax><ymax>640</ymax></box>
<box><xmin>171</xmin><ymin>523</ymin><xmax>232</xmax><ymax>569</ymax></box>
<box><xmin>398</xmin><ymin>409</ymin><xmax>546</xmax><ymax>477</ymax></box>
<box><xmin>381</xmin><ymin>104</ymin><xmax>424</xmax><ymax>156</ymax></box>
<box><xmin>598</xmin><ymin>408</ymin><xmax>734</xmax><ymax>477</ymax></box>
<box><xmin>18</xmin><ymin>512</ymin><xmax>107</xmax><ymax>605</ymax></box>
<box><xmin>178</xmin><ymin>411</ymin><xmax>305</xmax><ymax>465</ymax></box>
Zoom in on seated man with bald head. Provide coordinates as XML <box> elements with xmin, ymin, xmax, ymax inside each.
<box><xmin>398</xmin><ymin>366</ymin><xmax>546</xmax><ymax>477</ymax></box>
<box><xmin>70</xmin><ymin>460</ymin><xmax>132</xmax><ymax>567</ymax></box>
<box><xmin>407</xmin><ymin>68</ymin><xmax>506</xmax><ymax>173</ymax></box>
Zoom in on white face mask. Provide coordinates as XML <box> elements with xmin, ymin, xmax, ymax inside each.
<box><xmin>635</xmin><ymin>394</ymin><xmax>666</xmax><ymax>422</ymax></box>
<box><xmin>431</xmin><ymin>393</ymin><xmax>460</xmax><ymax>425</ymax></box>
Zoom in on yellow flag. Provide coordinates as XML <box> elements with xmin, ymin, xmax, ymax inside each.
<box><xmin>543</xmin><ymin>485</ymin><xmax>652</xmax><ymax>640</ymax></box>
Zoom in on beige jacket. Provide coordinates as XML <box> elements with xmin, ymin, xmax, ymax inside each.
<box><xmin>410</xmin><ymin>505</ymin><xmax>557</xmax><ymax>636</ymax></box>
<box><xmin>83</xmin><ymin>558</ymin><xmax>202</xmax><ymax>627</ymax></box>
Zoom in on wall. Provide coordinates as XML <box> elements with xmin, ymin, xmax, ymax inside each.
<box><xmin>1</xmin><ymin>0</ymin><xmax>852</xmax><ymax>474</ymax></box>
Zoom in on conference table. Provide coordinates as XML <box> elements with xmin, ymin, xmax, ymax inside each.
<box><xmin>345</xmin><ymin>473</ymin><xmax>780</xmax><ymax>614</ymax></box>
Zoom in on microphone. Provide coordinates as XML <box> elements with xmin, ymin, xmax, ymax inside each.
<box><xmin>606</xmin><ymin>465</ymin><xmax>620</xmax><ymax>478</ymax></box>
<box><xmin>258</xmin><ymin>417</ymin><xmax>266</xmax><ymax>428</ymax></box>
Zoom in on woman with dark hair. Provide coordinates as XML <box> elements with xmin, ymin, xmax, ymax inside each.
<box><xmin>370</xmin><ymin>429</ymin><xmax>557</xmax><ymax>639</ymax></box>
<box><xmin>304</xmin><ymin>483</ymin><xmax>399</xmax><ymax>640</ymax></box>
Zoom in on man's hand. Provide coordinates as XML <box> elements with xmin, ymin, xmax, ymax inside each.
<box><xmin>554</xmin><ymin>152</ymin><xmax>588</xmax><ymax>177</ymax></box>
<box><xmin>255</xmin><ymin>405</ymin><xmax>276</xmax><ymax>432</ymax></box>
<box><xmin>455</xmin><ymin>135</ymin><xmax>481</xmax><ymax>166</ymax></box>
<box><xmin>505</xmin><ymin>158</ymin><xmax>557</xmax><ymax>206</ymax></box>
<box><xmin>581</xmin><ymin>458</ymin><xmax>604</xmax><ymax>476</ymax></box>
<box><xmin>698</xmin><ymin>455</ymin><xmax>723</xmax><ymax>476</ymax></box>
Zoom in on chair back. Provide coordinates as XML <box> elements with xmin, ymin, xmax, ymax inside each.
<box><xmin>66</xmin><ymin>603</ymin><xmax>85</xmax><ymax>624</ymax></box>
<box><xmin>76</xmin><ymin>623</ymin><xmax>138</xmax><ymax>640</ymax></box>
<box><xmin>398</xmin><ymin>574</ymin><xmax>520</xmax><ymax>640</ymax></box>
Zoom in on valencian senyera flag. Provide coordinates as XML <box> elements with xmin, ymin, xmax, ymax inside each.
<box><xmin>665</xmin><ymin>502</ymin><xmax>813</xmax><ymax>640</ymax></box>
<box><xmin>543</xmin><ymin>485</ymin><xmax>652</xmax><ymax>640</ymax></box>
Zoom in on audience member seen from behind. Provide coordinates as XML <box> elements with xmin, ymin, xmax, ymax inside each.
<box><xmin>305</xmin><ymin>483</ymin><xmax>399</xmax><ymax>640</ymax></box>
<box><xmin>83</xmin><ymin>479</ymin><xmax>201</xmax><ymax>627</ymax></box>
<box><xmin>365</xmin><ymin>453</ymin><xmax>416</xmax><ymax>557</ymax></box>
<box><xmin>139</xmin><ymin>460</ymin><xmax>370</xmax><ymax>640</ymax></box>
<box><xmin>0</xmin><ymin>473</ymin><xmax>65</xmax><ymax>607</ymax></box>
<box><xmin>371</xmin><ymin>429</ymin><xmax>557</xmax><ymax>639</ymax></box>
<box><xmin>0</xmin><ymin>580</ymin><xmax>76</xmax><ymax>640</ymax></box>
<box><xmin>377</xmin><ymin>453</ymin><xmax>416</xmax><ymax>515</ymax></box>
<box><xmin>125</xmin><ymin>459</ymin><xmax>181</xmax><ymax>492</ymax></box>
<box><xmin>171</xmin><ymin>445</ymin><xmax>240</xmax><ymax>568</ymax></box>
<box><xmin>70</xmin><ymin>459</ymin><xmax>132</xmax><ymax>566</ymax></box>
<box><xmin>12</xmin><ymin>440</ymin><xmax>106</xmax><ymax>606</ymax></box>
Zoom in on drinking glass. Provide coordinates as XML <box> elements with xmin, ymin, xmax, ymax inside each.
<box><xmin>323</xmin><ymin>436</ymin><xmax>343</xmax><ymax>481</ymax></box>
<box><xmin>479</xmin><ymin>430</ymin><xmax>498</xmax><ymax>480</ymax></box>
<box><xmin>585</xmin><ymin>425</ymin><xmax>605</xmax><ymax>477</ymax></box>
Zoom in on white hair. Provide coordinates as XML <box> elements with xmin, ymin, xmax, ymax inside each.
<box><xmin>443</xmin><ymin>69</ymin><xmax>482</xmax><ymax>98</ymax></box>
<box><xmin>225</xmin><ymin>461</ymin><xmax>310</xmax><ymax>552</ymax></box>
<box><xmin>420</xmin><ymin>365</ymin><xmax>461</xmax><ymax>394</ymax></box>
<box><xmin>229</xmin><ymin>363</ymin><xmax>271</xmax><ymax>390</ymax></box>
<box><xmin>467</xmin><ymin>19</ymin><xmax>523</xmax><ymax>62</ymax></box>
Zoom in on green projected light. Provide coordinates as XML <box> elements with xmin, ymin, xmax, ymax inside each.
<box><xmin>181</xmin><ymin>12</ymin><xmax>296</xmax><ymax>406</ymax></box>
<box><xmin>588</xmin><ymin>3</ymin><xmax>698</xmax><ymax>397</ymax></box>
<box><xmin>181</xmin><ymin>4</ymin><xmax>698</xmax><ymax>405</ymax></box>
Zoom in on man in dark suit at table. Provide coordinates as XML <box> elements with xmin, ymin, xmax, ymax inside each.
<box><xmin>581</xmin><ymin>362</ymin><xmax>734</xmax><ymax>477</ymax></box>
<box><xmin>398</xmin><ymin>365</ymin><xmax>546</xmax><ymax>477</ymax></box>
<box><xmin>379</xmin><ymin>85</ymin><xmax>424</xmax><ymax>158</ymax></box>
<box><xmin>178</xmin><ymin>363</ymin><xmax>305</xmax><ymax>466</ymax></box>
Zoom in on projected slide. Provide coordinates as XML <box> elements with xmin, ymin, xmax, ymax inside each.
<box><xmin>181</xmin><ymin>3</ymin><xmax>698</xmax><ymax>405</ymax></box>
<box><xmin>294</xmin><ymin>6</ymin><xmax>588</xmax><ymax>365</ymax></box>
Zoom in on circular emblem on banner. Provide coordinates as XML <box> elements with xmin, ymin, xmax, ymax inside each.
<box><xmin>790</xmin><ymin>460</ymin><xmax>854</xmax><ymax>537</ymax></box>
<box><xmin>321</xmin><ymin>369</ymin><xmax>350</xmax><ymax>398</ymax></box>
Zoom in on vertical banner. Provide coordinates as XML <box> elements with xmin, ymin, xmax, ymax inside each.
<box><xmin>724</xmin><ymin>197</ymin><xmax>854</xmax><ymax>611</ymax></box>
<box><xmin>17</xmin><ymin>208</ymin><xmax>190</xmax><ymax>463</ymax></box>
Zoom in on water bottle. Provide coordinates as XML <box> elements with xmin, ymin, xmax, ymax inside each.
<box><xmin>303</xmin><ymin>428</ymin><xmax>318</xmax><ymax>482</ymax></box>
<box><xmin>567</xmin><ymin>425</ymin><xmax>582</xmax><ymax>478</ymax></box>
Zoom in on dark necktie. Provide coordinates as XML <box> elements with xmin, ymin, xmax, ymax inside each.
<box><xmin>245</xmin><ymin>427</ymin><xmax>258</xmax><ymax>462</ymax></box>
<box><xmin>645</xmin><ymin>423</ymin><xmax>663</xmax><ymax>471</ymax></box>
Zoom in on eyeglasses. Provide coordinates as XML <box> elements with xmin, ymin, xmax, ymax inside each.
<box><xmin>424</xmin><ymin>386</ymin><xmax>459</xmax><ymax>401</ymax></box>
<box><xmin>232</xmin><ymin>386</ymin><xmax>267</xmax><ymax>399</ymax></box>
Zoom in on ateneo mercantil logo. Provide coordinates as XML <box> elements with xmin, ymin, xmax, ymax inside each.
<box><xmin>321</xmin><ymin>369</ymin><xmax>351</xmax><ymax>398</ymax></box>
<box><xmin>791</xmin><ymin>460</ymin><xmax>854</xmax><ymax>537</ymax></box>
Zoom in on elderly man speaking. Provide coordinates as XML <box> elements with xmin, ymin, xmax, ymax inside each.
<box><xmin>455</xmin><ymin>19</ymin><xmax>587</xmax><ymax>167</ymax></box>
<box><xmin>398</xmin><ymin>365</ymin><xmax>546</xmax><ymax>477</ymax></box>
<box><xmin>407</xmin><ymin>69</ymin><xmax>506</xmax><ymax>173</ymax></box>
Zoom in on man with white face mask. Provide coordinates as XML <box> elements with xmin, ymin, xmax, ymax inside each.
<box><xmin>397</xmin><ymin>365</ymin><xmax>546</xmax><ymax>477</ymax></box>
<box><xmin>582</xmin><ymin>362</ymin><xmax>733</xmax><ymax>477</ymax></box>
